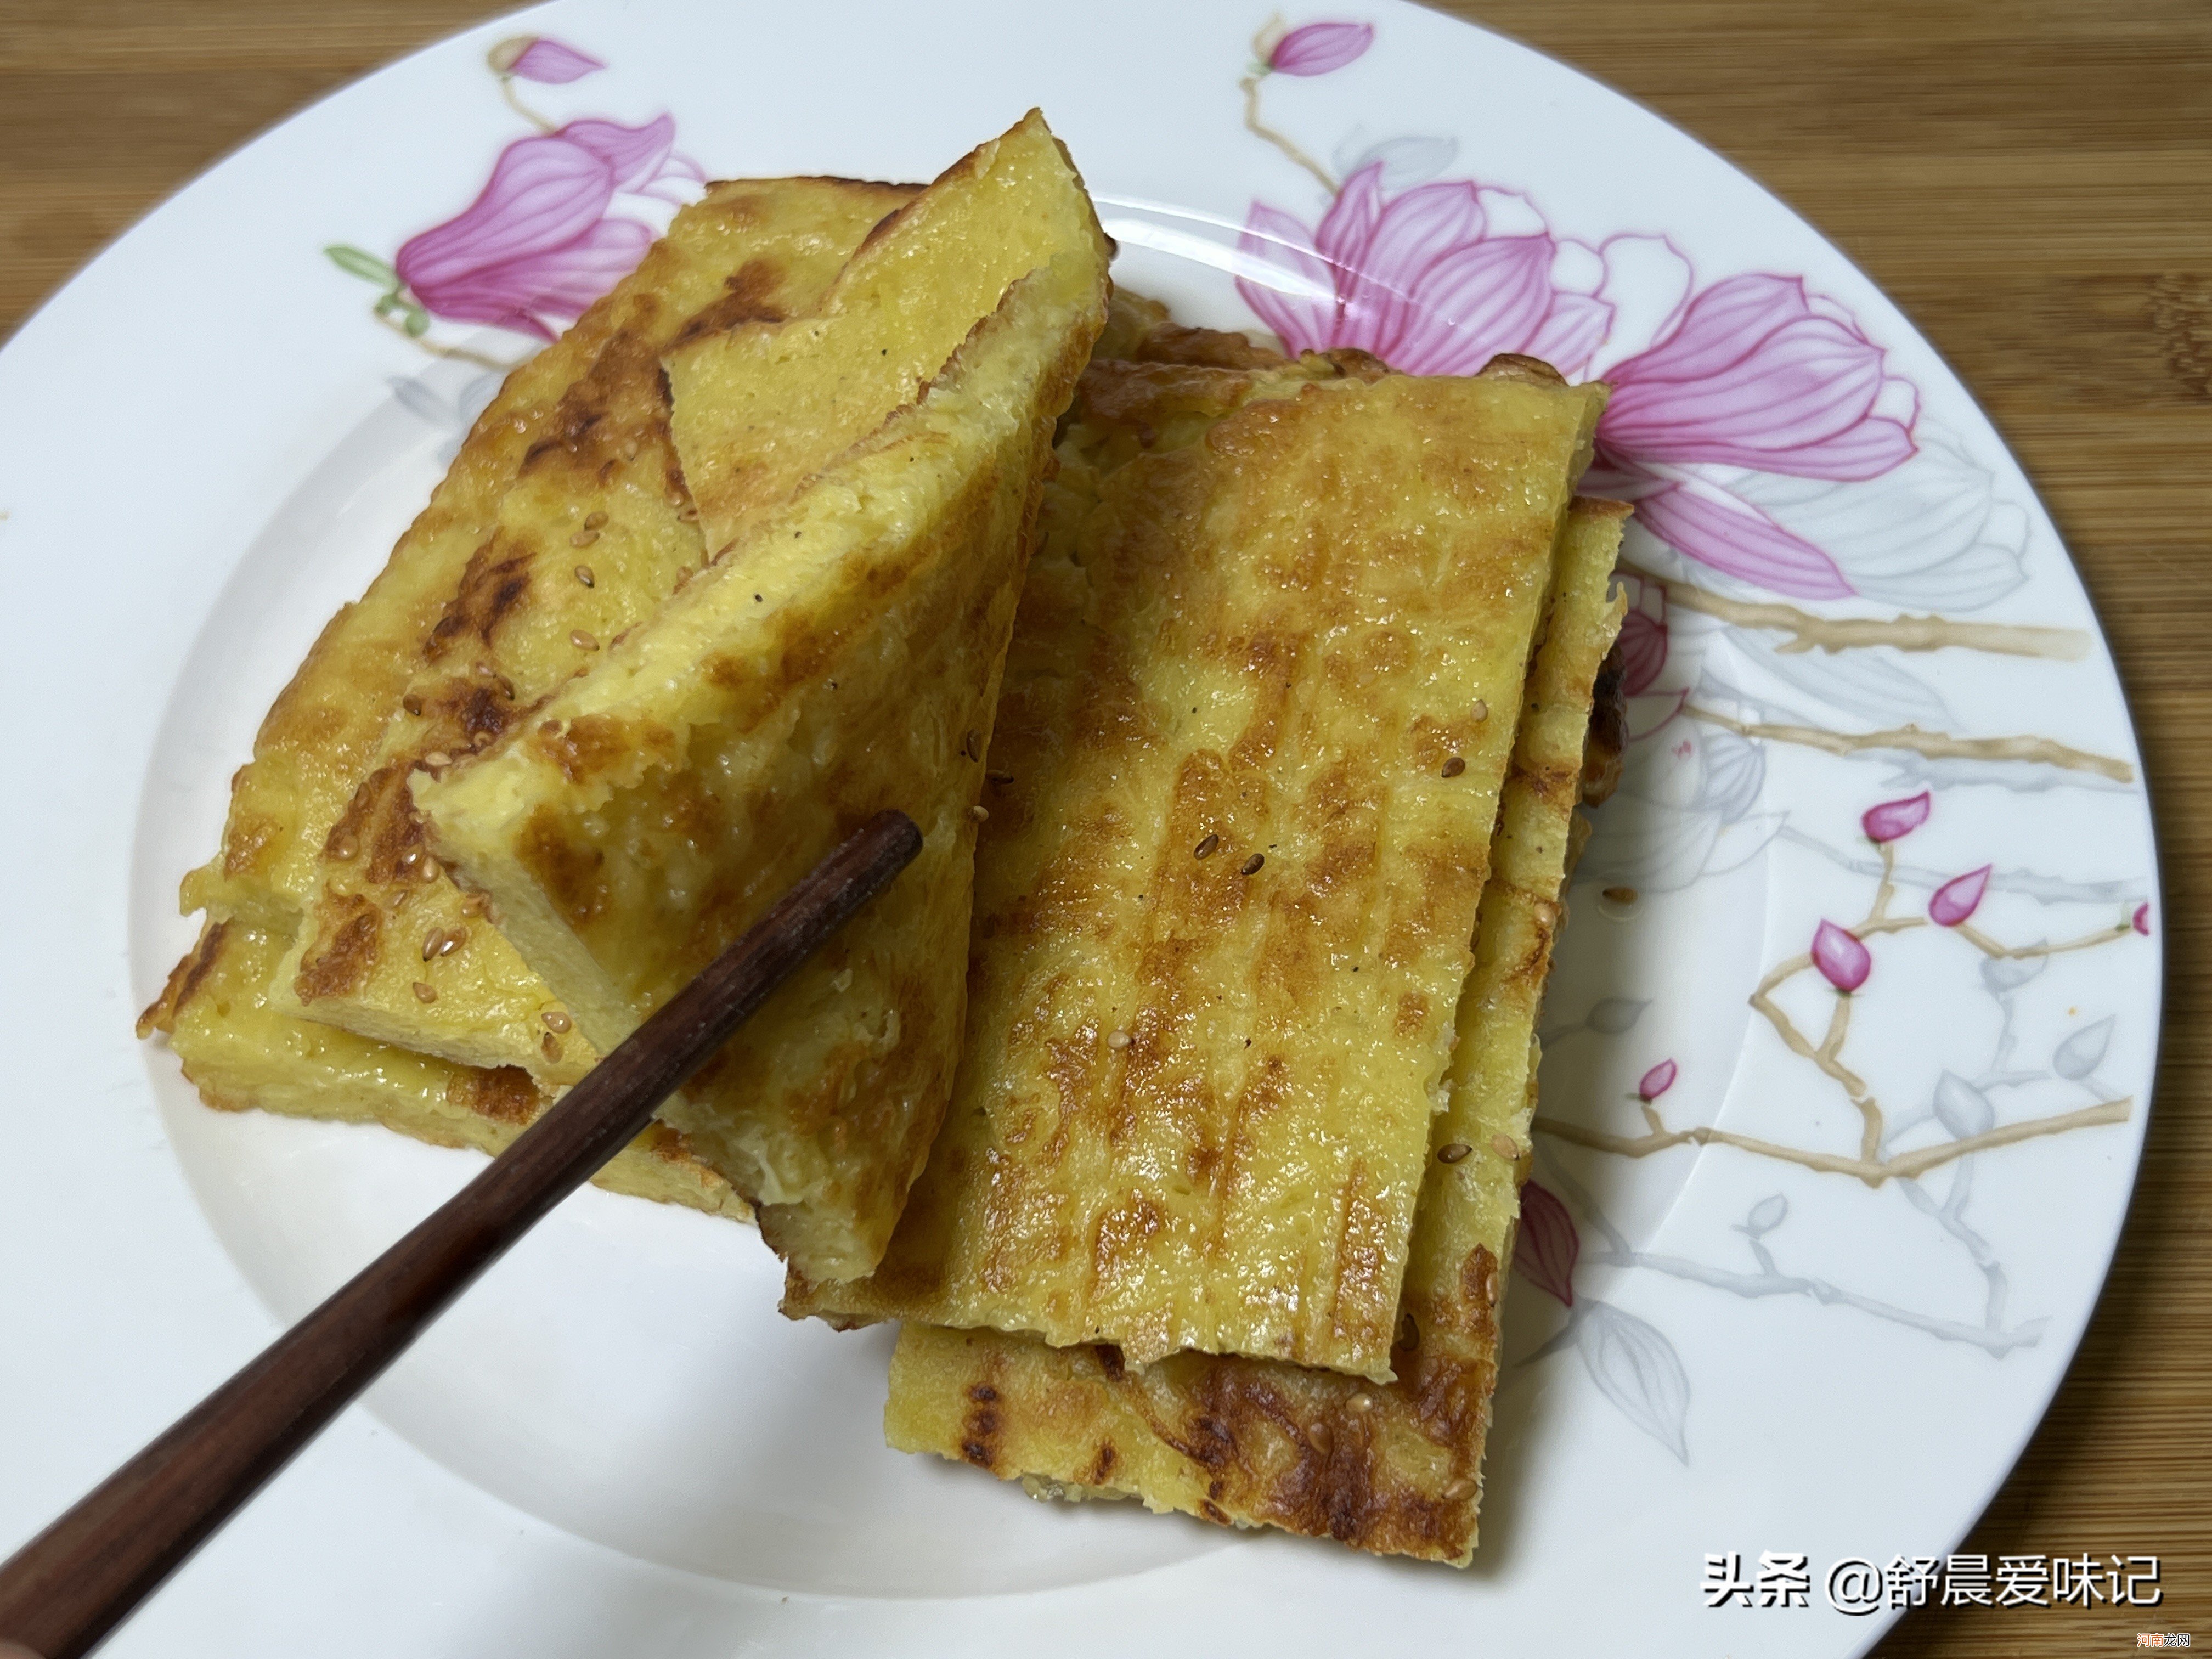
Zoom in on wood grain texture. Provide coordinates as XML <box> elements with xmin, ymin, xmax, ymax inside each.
<box><xmin>0</xmin><ymin>1</ymin><xmax>2200</xmax><ymax>1649</ymax></box>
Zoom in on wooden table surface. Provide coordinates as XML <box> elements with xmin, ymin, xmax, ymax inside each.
<box><xmin>2</xmin><ymin>0</ymin><xmax>2203</xmax><ymax>1651</ymax></box>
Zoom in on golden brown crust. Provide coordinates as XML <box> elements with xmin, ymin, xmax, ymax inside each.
<box><xmin>416</xmin><ymin>190</ymin><xmax>1113</xmax><ymax>1282</ymax></box>
<box><xmin>1091</xmin><ymin>284</ymin><xmax>1291</xmax><ymax>371</ymax></box>
<box><xmin>180</xmin><ymin>186</ymin><xmax>791</xmax><ymax>930</ymax></box>
<box><xmin>137</xmin><ymin>919</ymin><xmax>228</xmax><ymax>1039</ymax></box>
<box><xmin>667</xmin><ymin>254</ymin><xmax>798</xmax><ymax>348</ymax></box>
<box><xmin>1475</xmin><ymin>351</ymin><xmax>1570</xmax><ymax>387</ymax></box>
<box><xmin>662</xmin><ymin>113</ymin><xmax>1111</xmax><ymax>567</ymax></box>
<box><xmin>290</xmin><ymin>893</ymin><xmax>381</xmax><ymax>1003</ymax></box>
<box><xmin>256</xmin><ymin>178</ymin><xmax>916</xmax><ymax>1082</ymax></box>
<box><xmin>445</xmin><ymin>1064</ymin><xmax>538</xmax><ymax>1127</ymax></box>
<box><xmin>800</xmin><ymin>366</ymin><xmax>1607</xmax><ymax>1375</ymax></box>
<box><xmin>882</xmin><ymin>498</ymin><xmax>1631</xmax><ymax>1564</ymax></box>
<box><xmin>890</xmin><ymin>1289</ymin><xmax>1498</xmax><ymax>1561</ymax></box>
<box><xmin>144</xmin><ymin>919</ymin><xmax>751</xmax><ymax>1217</ymax></box>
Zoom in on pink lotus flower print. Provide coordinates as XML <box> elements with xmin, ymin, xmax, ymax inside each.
<box><xmin>1236</xmin><ymin>133</ymin><xmax>1922</xmax><ymax>600</ymax></box>
<box><xmin>1929</xmin><ymin>864</ymin><xmax>1993</xmax><ymax>927</ymax></box>
<box><xmin>328</xmin><ymin>43</ymin><xmax>699</xmax><ymax>347</ymax></box>
<box><xmin>1239</xmin><ymin>162</ymin><xmax>1611</xmax><ymax>380</ymax></box>
<box><xmin>1266</xmin><ymin>20</ymin><xmax>1374</xmax><ymax>76</ymax></box>
<box><xmin>1812</xmin><ymin>919</ymin><xmax>1872</xmax><ymax>992</ymax></box>
<box><xmin>1600</xmin><ymin>275</ymin><xmax>1914</xmax><ymax>479</ymax></box>
<box><xmin>1861</xmin><ymin>791</ymin><xmax>1931</xmax><ymax>844</ymax></box>
<box><xmin>1514</xmin><ymin>1180</ymin><xmax>1580</xmax><ymax>1306</ymax></box>
<box><xmin>392</xmin><ymin>117</ymin><xmax>697</xmax><ymax>340</ymax></box>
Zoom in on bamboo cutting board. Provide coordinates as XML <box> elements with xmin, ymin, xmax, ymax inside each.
<box><xmin>0</xmin><ymin>1</ymin><xmax>2203</xmax><ymax>1650</ymax></box>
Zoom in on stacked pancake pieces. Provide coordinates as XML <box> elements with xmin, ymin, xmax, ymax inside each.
<box><xmin>143</xmin><ymin>112</ymin><xmax>1626</xmax><ymax>1566</ymax></box>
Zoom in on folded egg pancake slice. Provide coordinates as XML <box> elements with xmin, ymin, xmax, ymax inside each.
<box><xmin>264</xmin><ymin>178</ymin><xmax>918</xmax><ymax>1082</ymax></box>
<box><xmin>415</xmin><ymin>239</ymin><xmax>1111</xmax><ymax>1282</ymax></box>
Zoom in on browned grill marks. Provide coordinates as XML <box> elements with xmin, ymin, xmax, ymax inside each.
<box><xmin>518</xmin><ymin>804</ymin><xmax>611</xmax><ymax>928</ymax></box>
<box><xmin>448</xmin><ymin>1065</ymin><xmax>539</xmax><ymax>1126</ymax></box>
<box><xmin>136</xmin><ymin>920</ymin><xmax>230</xmax><ymax>1036</ymax></box>
<box><xmin>293</xmin><ymin>896</ymin><xmax>381</xmax><ymax>1002</ymax></box>
<box><xmin>670</xmin><ymin>255</ymin><xmax>792</xmax><ymax>346</ymax></box>
<box><xmin>427</xmin><ymin>535</ymin><xmax>533</xmax><ymax>660</ymax></box>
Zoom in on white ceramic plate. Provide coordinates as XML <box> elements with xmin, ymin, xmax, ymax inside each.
<box><xmin>0</xmin><ymin>2</ymin><xmax>2161</xmax><ymax>1654</ymax></box>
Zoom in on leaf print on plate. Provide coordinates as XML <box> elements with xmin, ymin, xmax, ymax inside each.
<box><xmin>1329</xmin><ymin>129</ymin><xmax>1458</xmax><ymax>193</ymax></box>
<box><xmin>1574</xmin><ymin>1301</ymin><xmax>1691</xmax><ymax>1463</ymax></box>
<box><xmin>1513</xmin><ymin>1180</ymin><xmax>1581</xmax><ymax>1307</ymax></box>
<box><xmin>1573</xmin><ymin>720</ymin><xmax>1784</xmax><ymax>895</ymax></box>
<box><xmin>2052</xmin><ymin>1017</ymin><xmax>2115</xmax><ymax>1083</ymax></box>
<box><xmin>1740</xmin><ymin>1193</ymin><xmax>1788</xmax><ymax>1238</ymax></box>
<box><xmin>1932</xmin><ymin>1073</ymin><xmax>1996</xmax><ymax>1139</ymax></box>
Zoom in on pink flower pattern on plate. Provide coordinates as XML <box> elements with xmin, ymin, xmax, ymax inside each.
<box><xmin>1267</xmin><ymin>21</ymin><xmax>1373</xmax><ymax>76</ymax></box>
<box><xmin>396</xmin><ymin>115</ymin><xmax>699</xmax><ymax>340</ymax></box>
<box><xmin>1237</xmin><ymin>139</ymin><xmax>1921</xmax><ymax>600</ymax></box>
<box><xmin>1239</xmin><ymin>162</ymin><xmax>1611</xmax><ymax>381</ymax></box>
<box><xmin>1929</xmin><ymin>865</ymin><xmax>1993</xmax><ymax>927</ymax></box>
<box><xmin>1811</xmin><ymin>919</ymin><xmax>1872</xmax><ymax>992</ymax></box>
<box><xmin>1637</xmin><ymin>1059</ymin><xmax>1678</xmax><ymax>1102</ymax></box>
<box><xmin>329</xmin><ymin>40</ymin><xmax>700</xmax><ymax>348</ymax></box>
<box><xmin>1861</xmin><ymin>791</ymin><xmax>1931</xmax><ymax>844</ymax></box>
<box><xmin>496</xmin><ymin>37</ymin><xmax>607</xmax><ymax>84</ymax></box>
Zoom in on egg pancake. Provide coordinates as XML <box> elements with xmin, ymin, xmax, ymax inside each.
<box><xmin>790</xmin><ymin>356</ymin><xmax>1606</xmax><ymax>1378</ymax></box>
<box><xmin>879</xmin><ymin>495</ymin><xmax>1628</xmax><ymax>1564</ymax></box>
<box><xmin>414</xmin><ymin>240</ymin><xmax>1111</xmax><ymax>1282</ymax></box>
<box><xmin>138</xmin><ymin>919</ymin><xmax>749</xmax><ymax>1218</ymax></box>
<box><xmin>665</xmin><ymin>111</ymin><xmax>1107</xmax><ymax>562</ymax></box>
<box><xmin>262</xmin><ymin>177</ymin><xmax>919</xmax><ymax>1084</ymax></box>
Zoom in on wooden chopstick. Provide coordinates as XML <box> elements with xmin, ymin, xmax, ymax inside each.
<box><xmin>0</xmin><ymin>809</ymin><xmax>923</xmax><ymax>1659</ymax></box>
